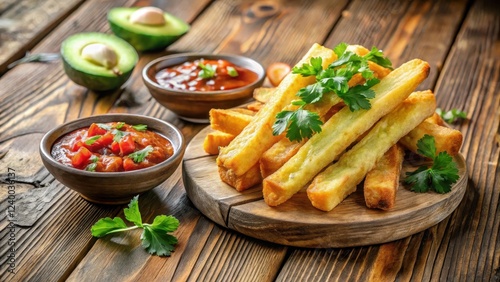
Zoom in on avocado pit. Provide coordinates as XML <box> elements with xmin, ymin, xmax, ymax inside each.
<box><xmin>129</xmin><ymin>7</ymin><xmax>166</xmax><ymax>26</ymax></box>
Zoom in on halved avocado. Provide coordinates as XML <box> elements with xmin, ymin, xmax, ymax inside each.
<box><xmin>61</xmin><ymin>32</ymin><xmax>138</xmax><ymax>91</ymax></box>
<box><xmin>107</xmin><ymin>7</ymin><xmax>190</xmax><ymax>52</ymax></box>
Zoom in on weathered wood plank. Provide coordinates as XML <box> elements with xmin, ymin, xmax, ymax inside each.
<box><xmin>428</xmin><ymin>0</ymin><xmax>499</xmax><ymax>280</ymax></box>
<box><xmin>0</xmin><ymin>0</ymin><xmax>85</xmax><ymax>75</ymax></box>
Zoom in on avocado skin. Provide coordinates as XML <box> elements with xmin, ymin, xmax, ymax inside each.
<box><xmin>62</xmin><ymin>57</ymin><xmax>134</xmax><ymax>91</ymax></box>
<box><xmin>109</xmin><ymin>21</ymin><xmax>186</xmax><ymax>51</ymax></box>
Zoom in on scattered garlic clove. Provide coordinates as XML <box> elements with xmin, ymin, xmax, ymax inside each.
<box><xmin>129</xmin><ymin>7</ymin><xmax>166</xmax><ymax>26</ymax></box>
<box><xmin>81</xmin><ymin>43</ymin><xmax>118</xmax><ymax>69</ymax></box>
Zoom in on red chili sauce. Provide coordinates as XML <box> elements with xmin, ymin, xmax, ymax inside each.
<box><xmin>51</xmin><ymin>122</ymin><xmax>174</xmax><ymax>172</ymax></box>
<box><xmin>155</xmin><ymin>59</ymin><xmax>259</xmax><ymax>91</ymax></box>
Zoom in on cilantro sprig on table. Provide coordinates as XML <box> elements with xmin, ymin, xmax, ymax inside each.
<box><xmin>91</xmin><ymin>196</ymin><xmax>179</xmax><ymax>256</ymax></box>
<box><xmin>272</xmin><ymin>43</ymin><xmax>393</xmax><ymax>142</ymax></box>
<box><xmin>404</xmin><ymin>135</ymin><xmax>459</xmax><ymax>193</ymax></box>
<box><xmin>436</xmin><ymin>108</ymin><xmax>467</xmax><ymax>124</ymax></box>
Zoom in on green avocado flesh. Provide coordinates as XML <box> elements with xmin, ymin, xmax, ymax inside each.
<box><xmin>108</xmin><ymin>7</ymin><xmax>190</xmax><ymax>51</ymax></box>
<box><xmin>61</xmin><ymin>32</ymin><xmax>138</xmax><ymax>91</ymax></box>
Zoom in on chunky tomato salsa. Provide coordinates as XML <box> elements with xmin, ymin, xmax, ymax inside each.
<box><xmin>51</xmin><ymin>122</ymin><xmax>174</xmax><ymax>172</ymax></box>
<box><xmin>155</xmin><ymin>58</ymin><xmax>259</xmax><ymax>91</ymax></box>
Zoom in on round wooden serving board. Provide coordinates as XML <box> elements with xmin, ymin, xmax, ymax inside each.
<box><xmin>182</xmin><ymin>126</ymin><xmax>468</xmax><ymax>248</ymax></box>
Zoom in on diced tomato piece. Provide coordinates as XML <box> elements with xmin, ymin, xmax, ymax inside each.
<box><xmin>119</xmin><ymin>135</ymin><xmax>136</xmax><ymax>155</ymax></box>
<box><xmin>110</xmin><ymin>141</ymin><xmax>120</xmax><ymax>154</ymax></box>
<box><xmin>71</xmin><ymin>140</ymin><xmax>84</xmax><ymax>152</ymax></box>
<box><xmin>85</xmin><ymin>132</ymin><xmax>114</xmax><ymax>152</ymax></box>
<box><xmin>99</xmin><ymin>156</ymin><xmax>123</xmax><ymax>172</ymax></box>
<box><xmin>87</xmin><ymin>123</ymin><xmax>107</xmax><ymax>137</ymax></box>
<box><xmin>266</xmin><ymin>62</ymin><xmax>291</xmax><ymax>87</ymax></box>
<box><xmin>71</xmin><ymin>147</ymin><xmax>92</xmax><ymax>168</ymax></box>
<box><xmin>123</xmin><ymin>158</ymin><xmax>139</xmax><ymax>171</ymax></box>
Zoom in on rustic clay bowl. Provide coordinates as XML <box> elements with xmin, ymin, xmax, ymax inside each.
<box><xmin>39</xmin><ymin>114</ymin><xmax>185</xmax><ymax>204</ymax></box>
<box><xmin>142</xmin><ymin>53</ymin><xmax>265</xmax><ymax>123</ymax></box>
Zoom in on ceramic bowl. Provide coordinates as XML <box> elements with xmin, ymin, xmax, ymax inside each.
<box><xmin>39</xmin><ymin>113</ymin><xmax>185</xmax><ymax>204</ymax></box>
<box><xmin>142</xmin><ymin>53</ymin><xmax>265</xmax><ymax>123</ymax></box>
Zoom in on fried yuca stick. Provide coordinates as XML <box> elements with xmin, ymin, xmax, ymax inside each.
<box><xmin>363</xmin><ymin>144</ymin><xmax>405</xmax><ymax>210</ymax></box>
<box><xmin>253</xmin><ymin>87</ymin><xmax>275</xmax><ymax>103</ymax></box>
<box><xmin>399</xmin><ymin>120</ymin><xmax>463</xmax><ymax>156</ymax></box>
<box><xmin>209</xmin><ymin>108</ymin><xmax>254</xmax><ymax>136</ymax></box>
<box><xmin>203</xmin><ymin>131</ymin><xmax>235</xmax><ymax>155</ymax></box>
<box><xmin>218</xmin><ymin>163</ymin><xmax>262</xmax><ymax>192</ymax></box>
<box><xmin>263</xmin><ymin>59</ymin><xmax>430</xmax><ymax>207</ymax></box>
<box><xmin>217</xmin><ymin>44</ymin><xmax>338</xmax><ymax>176</ymax></box>
<box><xmin>307</xmin><ymin>91</ymin><xmax>436</xmax><ymax>211</ymax></box>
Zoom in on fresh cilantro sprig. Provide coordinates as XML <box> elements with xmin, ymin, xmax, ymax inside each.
<box><xmin>404</xmin><ymin>135</ymin><xmax>459</xmax><ymax>193</ymax></box>
<box><xmin>91</xmin><ymin>196</ymin><xmax>179</xmax><ymax>256</ymax></box>
<box><xmin>436</xmin><ymin>108</ymin><xmax>467</xmax><ymax>124</ymax></box>
<box><xmin>198</xmin><ymin>62</ymin><xmax>216</xmax><ymax>79</ymax></box>
<box><xmin>128</xmin><ymin>145</ymin><xmax>153</xmax><ymax>163</ymax></box>
<box><xmin>273</xmin><ymin>43</ymin><xmax>392</xmax><ymax>142</ymax></box>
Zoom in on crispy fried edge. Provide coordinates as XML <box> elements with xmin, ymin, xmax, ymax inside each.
<box><xmin>203</xmin><ymin>131</ymin><xmax>235</xmax><ymax>155</ymax></box>
<box><xmin>209</xmin><ymin>108</ymin><xmax>254</xmax><ymax>136</ymax></box>
<box><xmin>363</xmin><ymin>144</ymin><xmax>405</xmax><ymax>210</ymax></box>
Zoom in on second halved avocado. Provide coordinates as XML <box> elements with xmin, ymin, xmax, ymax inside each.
<box><xmin>108</xmin><ymin>7</ymin><xmax>190</xmax><ymax>52</ymax></box>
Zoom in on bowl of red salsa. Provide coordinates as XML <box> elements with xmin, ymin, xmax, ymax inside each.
<box><xmin>39</xmin><ymin>114</ymin><xmax>185</xmax><ymax>204</ymax></box>
<box><xmin>142</xmin><ymin>53</ymin><xmax>265</xmax><ymax>123</ymax></box>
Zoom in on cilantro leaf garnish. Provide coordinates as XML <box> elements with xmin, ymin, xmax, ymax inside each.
<box><xmin>273</xmin><ymin>109</ymin><xmax>322</xmax><ymax>142</ymax></box>
<box><xmin>364</xmin><ymin>47</ymin><xmax>394</xmax><ymax>69</ymax></box>
<box><xmin>436</xmin><ymin>108</ymin><xmax>467</xmax><ymax>124</ymax></box>
<box><xmin>115</xmin><ymin>122</ymin><xmax>125</xmax><ymax>129</ymax></box>
<box><xmin>226</xmin><ymin>66</ymin><xmax>238</xmax><ymax>77</ymax></box>
<box><xmin>85</xmin><ymin>155</ymin><xmax>99</xmax><ymax>172</ymax></box>
<box><xmin>292</xmin><ymin>57</ymin><xmax>323</xmax><ymax>77</ymax></box>
<box><xmin>112</xmin><ymin>129</ymin><xmax>129</xmax><ymax>142</ymax></box>
<box><xmin>97</xmin><ymin>123</ymin><xmax>112</xmax><ymax>131</ymax></box>
<box><xmin>404</xmin><ymin>135</ymin><xmax>459</xmax><ymax>193</ymax></box>
<box><xmin>132</xmin><ymin>124</ymin><xmax>147</xmax><ymax>131</ymax></box>
<box><xmin>274</xmin><ymin>42</ymin><xmax>393</xmax><ymax>142</ymax></box>
<box><xmin>91</xmin><ymin>196</ymin><xmax>180</xmax><ymax>256</ymax></box>
<box><xmin>128</xmin><ymin>145</ymin><xmax>153</xmax><ymax>163</ymax></box>
<box><xmin>85</xmin><ymin>135</ymin><xmax>101</xmax><ymax>145</ymax></box>
<box><xmin>198</xmin><ymin>62</ymin><xmax>216</xmax><ymax>79</ymax></box>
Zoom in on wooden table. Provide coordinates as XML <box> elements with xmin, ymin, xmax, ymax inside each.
<box><xmin>0</xmin><ymin>0</ymin><xmax>498</xmax><ymax>281</ymax></box>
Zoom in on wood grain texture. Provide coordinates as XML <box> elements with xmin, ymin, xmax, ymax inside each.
<box><xmin>0</xmin><ymin>0</ymin><xmax>85</xmax><ymax>75</ymax></box>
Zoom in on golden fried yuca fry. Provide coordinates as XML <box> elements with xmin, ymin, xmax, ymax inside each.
<box><xmin>203</xmin><ymin>131</ymin><xmax>235</xmax><ymax>155</ymax></box>
<box><xmin>217</xmin><ymin>44</ymin><xmax>338</xmax><ymax>176</ymax></box>
<box><xmin>425</xmin><ymin>112</ymin><xmax>446</xmax><ymax>126</ymax></box>
<box><xmin>399</xmin><ymin>120</ymin><xmax>463</xmax><ymax>156</ymax></box>
<box><xmin>246</xmin><ymin>101</ymin><xmax>264</xmax><ymax>112</ymax></box>
<box><xmin>218</xmin><ymin>163</ymin><xmax>262</xmax><ymax>192</ymax></box>
<box><xmin>209</xmin><ymin>108</ymin><xmax>253</xmax><ymax>135</ymax></box>
<box><xmin>263</xmin><ymin>59</ymin><xmax>430</xmax><ymax>207</ymax></box>
<box><xmin>260</xmin><ymin>138</ymin><xmax>305</xmax><ymax>178</ymax></box>
<box><xmin>364</xmin><ymin>144</ymin><xmax>405</xmax><ymax>210</ymax></box>
<box><xmin>308</xmin><ymin>91</ymin><xmax>436</xmax><ymax>211</ymax></box>
<box><xmin>253</xmin><ymin>87</ymin><xmax>275</xmax><ymax>103</ymax></box>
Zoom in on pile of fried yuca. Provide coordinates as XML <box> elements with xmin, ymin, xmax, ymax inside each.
<box><xmin>203</xmin><ymin>43</ymin><xmax>463</xmax><ymax>212</ymax></box>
